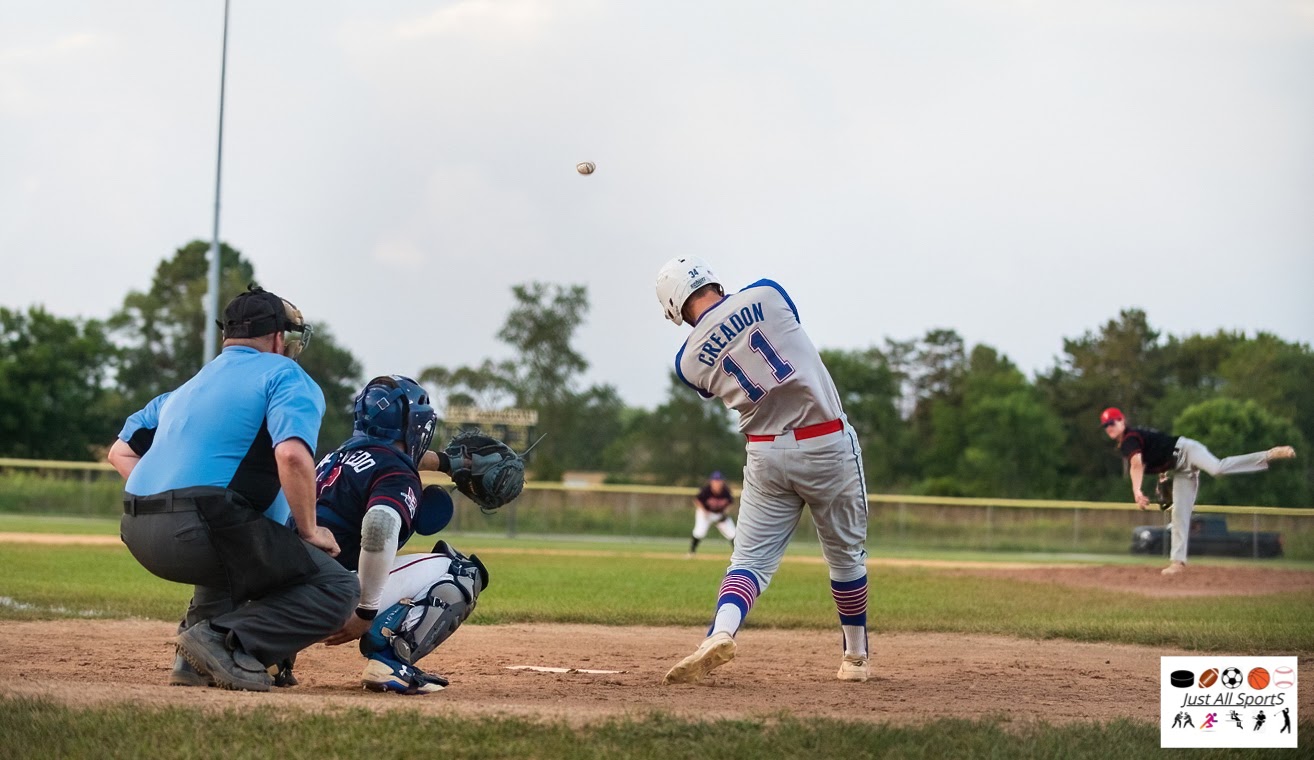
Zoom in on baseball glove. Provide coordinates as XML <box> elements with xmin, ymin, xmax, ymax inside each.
<box><xmin>443</xmin><ymin>431</ymin><xmax>526</xmax><ymax>513</ymax></box>
<box><xmin>1154</xmin><ymin>473</ymin><xmax>1174</xmax><ymax>511</ymax></box>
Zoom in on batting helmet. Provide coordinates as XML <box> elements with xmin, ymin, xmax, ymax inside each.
<box><xmin>353</xmin><ymin>375</ymin><xmax>438</xmax><ymax>464</ymax></box>
<box><xmin>655</xmin><ymin>256</ymin><xmax>723</xmax><ymax>326</ymax></box>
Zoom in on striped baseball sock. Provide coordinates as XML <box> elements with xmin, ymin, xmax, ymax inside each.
<box><xmin>831</xmin><ymin>575</ymin><xmax>868</xmax><ymax>657</ymax></box>
<box><xmin>708</xmin><ymin>569</ymin><xmax>760</xmax><ymax>637</ymax></box>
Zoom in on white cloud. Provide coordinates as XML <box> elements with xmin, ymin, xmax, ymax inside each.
<box><xmin>393</xmin><ymin>0</ymin><xmax>581</xmax><ymax>42</ymax></box>
<box><xmin>1</xmin><ymin>31</ymin><xmax>100</xmax><ymax>63</ymax></box>
<box><xmin>371</xmin><ymin>236</ymin><xmax>427</xmax><ymax>267</ymax></box>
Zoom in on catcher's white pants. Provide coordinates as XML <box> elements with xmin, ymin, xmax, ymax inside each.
<box><xmin>1167</xmin><ymin>437</ymin><xmax>1270</xmax><ymax>563</ymax></box>
<box><xmin>693</xmin><ymin>508</ymin><xmax>736</xmax><ymax>541</ymax></box>
<box><xmin>374</xmin><ymin>553</ymin><xmax>456</xmax><ymax>630</ymax></box>
<box><xmin>731</xmin><ymin>423</ymin><xmax>868</xmax><ymax>590</ymax></box>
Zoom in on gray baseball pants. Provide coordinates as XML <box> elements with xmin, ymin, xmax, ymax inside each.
<box><xmin>732</xmin><ymin>423</ymin><xmax>869</xmax><ymax>589</ymax></box>
<box><xmin>121</xmin><ymin>509</ymin><xmax>359</xmax><ymax>666</ymax></box>
<box><xmin>1167</xmin><ymin>437</ymin><xmax>1271</xmax><ymax>563</ymax></box>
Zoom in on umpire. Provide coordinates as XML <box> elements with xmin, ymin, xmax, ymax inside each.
<box><xmin>107</xmin><ymin>285</ymin><xmax>359</xmax><ymax>692</ymax></box>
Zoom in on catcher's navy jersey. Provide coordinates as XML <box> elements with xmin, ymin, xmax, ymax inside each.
<box><xmin>314</xmin><ymin>444</ymin><xmax>421</xmax><ymax>571</ymax></box>
<box><xmin>675</xmin><ymin>279</ymin><xmax>844</xmax><ymax>435</ymax></box>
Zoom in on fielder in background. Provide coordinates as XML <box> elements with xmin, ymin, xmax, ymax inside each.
<box><xmin>1100</xmin><ymin>406</ymin><xmax>1296</xmax><ymax>575</ymax></box>
<box><xmin>107</xmin><ymin>285</ymin><xmax>359</xmax><ymax>692</ymax></box>
<box><xmin>303</xmin><ymin>375</ymin><xmax>494</xmax><ymax>694</ymax></box>
<box><xmin>655</xmin><ymin>257</ymin><xmax>871</xmax><ymax>684</ymax></box>
<box><xmin>688</xmin><ymin>471</ymin><xmax>736</xmax><ymax>557</ymax></box>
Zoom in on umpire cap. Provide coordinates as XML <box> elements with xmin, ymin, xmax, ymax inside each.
<box><xmin>222</xmin><ymin>285</ymin><xmax>289</xmax><ymax>338</ymax></box>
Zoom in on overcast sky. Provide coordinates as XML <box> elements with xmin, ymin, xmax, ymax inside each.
<box><xmin>3</xmin><ymin>1</ymin><xmax>1311</xmax><ymax>409</ymax></box>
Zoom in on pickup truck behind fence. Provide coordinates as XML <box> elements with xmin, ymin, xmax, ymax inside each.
<box><xmin>1131</xmin><ymin>515</ymin><xmax>1283</xmax><ymax>558</ymax></box>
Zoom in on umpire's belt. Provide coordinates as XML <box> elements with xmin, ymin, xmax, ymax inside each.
<box><xmin>745</xmin><ymin>418</ymin><xmax>843</xmax><ymax>443</ymax></box>
<box><xmin>123</xmin><ymin>488</ymin><xmax>225</xmax><ymax>516</ymax></box>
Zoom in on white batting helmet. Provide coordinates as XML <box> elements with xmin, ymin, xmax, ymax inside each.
<box><xmin>655</xmin><ymin>256</ymin><xmax>722</xmax><ymax>326</ymax></box>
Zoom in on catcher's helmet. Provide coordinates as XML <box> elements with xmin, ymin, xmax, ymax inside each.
<box><xmin>655</xmin><ymin>256</ymin><xmax>722</xmax><ymax>326</ymax></box>
<box><xmin>353</xmin><ymin>375</ymin><xmax>438</xmax><ymax>464</ymax></box>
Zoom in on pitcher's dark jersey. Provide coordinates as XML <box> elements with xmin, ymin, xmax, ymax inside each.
<box><xmin>313</xmin><ymin>444</ymin><xmax>421</xmax><ymax>570</ymax></box>
<box><xmin>1119</xmin><ymin>427</ymin><xmax>1179</xmax><ymax>474</ymax></box>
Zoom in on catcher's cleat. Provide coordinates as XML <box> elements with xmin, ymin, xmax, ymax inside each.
<box><xmin>169</xmin><ymin>651</ymin><xmax>214</xmax><ymax>687</ymax></box>
<box><xmin>361</xmin><ymin>653</ymin><xmax>447</xmax><ymax>695</ymax></box>
<box><xmin>177</xmin><ymin>622</ymin><xmax>272</xmax><ymax>692</ymax></box>
<box><xmin>663</xmin><ymin>632</ymin><xmax>736</xmax><ymax>685</ymax></box>
<box><xmin>1267</xmin><ymin>446</ymin><xmax>1296</xmax><ymax>462</ymax></box>
<box><xmin>837</xmin><ymin>654</ymin><xmax>870</xmax><ymax>682</ymax></box>
<box><xmin>1161</xmin><ymin>562</ymin><xmax>1186</xmax><ymax>576</ymax></box>
<box><xmin>270</xmin><ymin>658</ymin><xmax>299</xmax><ymax>688</ymax></box>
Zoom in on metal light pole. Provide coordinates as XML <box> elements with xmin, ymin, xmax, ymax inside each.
<box><xmin>203</xmin><ymin>0</ymin><xmax>232</xmax><ymax>362</ymax></box>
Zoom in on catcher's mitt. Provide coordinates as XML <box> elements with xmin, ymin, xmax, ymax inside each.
<box><xmin>1154</xmin><ymin>473</ymin><xmax>1173</xmax><ymax>511</ymax></box>
<box><xmin>443</xmin><ymin>431</ymin><xmax>526</xmax><ymax>513</ymax></box>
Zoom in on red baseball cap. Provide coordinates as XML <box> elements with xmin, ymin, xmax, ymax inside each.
<box><xmin>1099</xmin><ymin>407</ymin><xmax>1124</xmax><ymax>427</ymax></box>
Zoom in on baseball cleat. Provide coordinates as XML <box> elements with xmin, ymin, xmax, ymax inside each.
<box><xmin>270</xmin><ymin>658</ymin><xmax>299</xmax><ymax>688</ymax></box>
<box><xmin>177</xmin><ymin>621</ymin><xmax>272</xmax><ymax>692</ymax></box>
<box><xmin>1161</xmin><ymin>562</ymin><xmax>1187</xmax><ymax>576</ymax></box>
<box><xmin>838</xmin><ymin>654</ymin><xmax>870</xmax><ymax>682</ymax></box>
<box><xmin>663</xmin><ymin>631</ymin><xmax>735</xmax><ymax>684</ymax></box>
<box><xmin>1267</xmin><ymin>446</ymin><xmax>1296</xmax><ymax>462</ymax></box>
<box><xmin>361</xmin><ymin>653</ymin><xmax>448</xmax><ymax>695</ymax></box>
<box><xmin>169</xmin><ymin>651</ymin><xmax>214</xmax><ymax>687</ymax></box>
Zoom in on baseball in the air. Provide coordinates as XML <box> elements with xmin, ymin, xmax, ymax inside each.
<box><xmin>576</xmin><ymin>161</ymin><xmax>596</xmax><ymax>175</ymax></box>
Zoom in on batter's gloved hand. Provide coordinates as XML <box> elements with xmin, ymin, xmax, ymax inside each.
<box><xmin>442</xmin><ymin>431</ymin><xmax>526</xmax><ymax>513</ymax></box>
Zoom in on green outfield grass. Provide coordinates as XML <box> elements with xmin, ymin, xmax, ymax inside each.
<box><xmin>2</xmin><ymin>697</ymin><xmax>1307</xmax><ymax>760</ymax></box>
<box><xmin>0</xmin><ymin>513</ymin><xmax>125</xmax><ymax>535</ymax></box>
<box><xmin>1</xmin><ymin>537</ymin><xmax>1311</xmax><ymax>652</ymax></box>
<box><xmin>4</xmin><ymin>513</ymin><xmax>1314</xmax><ymax>570</ymax></box>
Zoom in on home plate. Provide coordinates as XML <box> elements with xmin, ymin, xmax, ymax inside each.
<box><xmin>506</xmin><ymin>665</ymin><xmax>626</xmax><ymax>674</ymax></box>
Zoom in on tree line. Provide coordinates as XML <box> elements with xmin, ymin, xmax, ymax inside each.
<box><xmin>2</xmin><ymin>241</ymin><xmax>1309</xmax><ymax>506</ymax></box>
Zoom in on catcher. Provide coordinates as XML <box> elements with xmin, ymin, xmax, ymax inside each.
<box><xmin>292</xmin><ymin>375</ymin><xmax>526</xmax><ymax>693</ymax></box>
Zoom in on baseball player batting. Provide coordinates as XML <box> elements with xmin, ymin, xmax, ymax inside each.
<box><xmin>655</xmin><ymin>257</ymin><xmax>870</xmax><ymax>684</ymax></box>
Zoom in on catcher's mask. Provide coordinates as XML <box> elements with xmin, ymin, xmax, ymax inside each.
<box><xmin>220</xmin><ymin>284</ymin><xmax>314</xmax><ymax>361</ymax></box>
<box><xmin>655</xmin><ymin>256</ymin><xmax>723</xmax><ymax>326</ymax></box>
<box><xmin>353</xmin><ymin>375</ymin><xmax>437</xmax><ymax>464</ymax></box>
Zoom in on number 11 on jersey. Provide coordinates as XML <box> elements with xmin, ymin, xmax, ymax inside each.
<box><xmin>721</xmin><ymin>329</ymin><xmax>794</xmax><ymax>402</ymax></box>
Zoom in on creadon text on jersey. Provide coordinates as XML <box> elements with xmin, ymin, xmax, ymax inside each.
<box><xmin>692</xmin><ymin>302</ymin><xmax>767</xmax><ymax>366</ymax></box>
<box><xmin>675</xmin><ymin>279</ymin><xmax>845</xmax><ymax>436</ymax></box>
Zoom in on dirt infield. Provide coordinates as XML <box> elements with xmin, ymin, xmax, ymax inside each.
<box><xmin>1</xmin><ymin>620</ymin><xmax>1309</xmax><ymax>726</ymax></box>
<box><xmin>4</xmin><ymin>533</ymin><xmax>1311</xmax><ymax>725</ymax></box>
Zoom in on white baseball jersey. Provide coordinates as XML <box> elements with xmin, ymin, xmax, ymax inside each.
<box><xmin>675</xmin><ymin>279</ymin><xmax>844</xmax><ymax>435</ymax></box>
